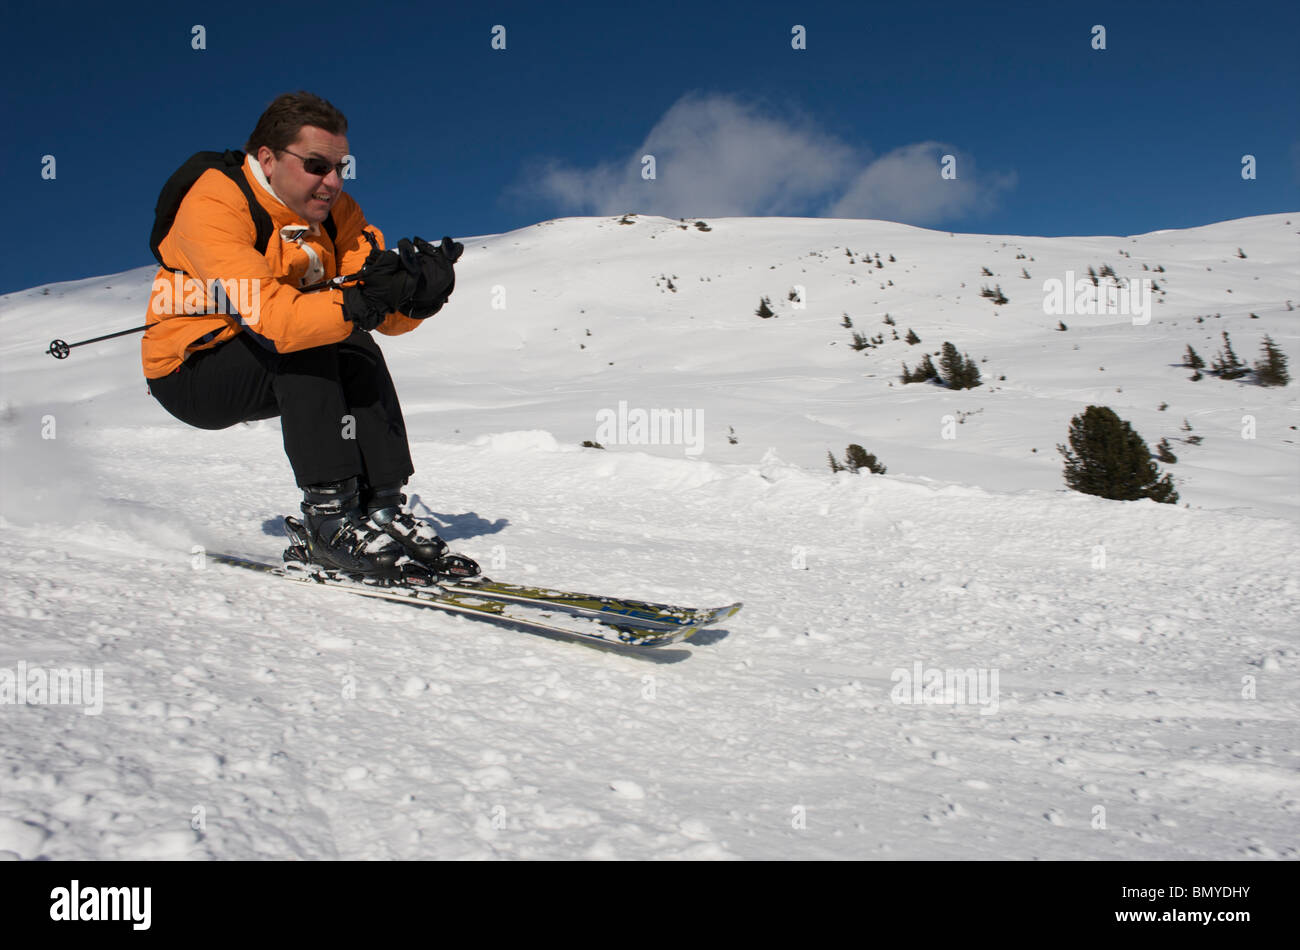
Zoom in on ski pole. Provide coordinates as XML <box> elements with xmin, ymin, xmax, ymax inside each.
<box><xmin>47</xmin><ymin>325</ymin><xmax>151</xmax><ymax>360</ymax></box>
<box><xmin>46</xmin><ymin>268</ymin><xmax>370</xmax><ymax>359</ymax></box>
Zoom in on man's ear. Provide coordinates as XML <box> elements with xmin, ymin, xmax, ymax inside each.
<box><xmin>256</xmin><ymin>145</ymin><xmax>276</xmax><ymax>177</ymax></box>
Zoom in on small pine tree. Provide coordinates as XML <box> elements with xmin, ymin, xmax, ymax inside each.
<box><xmin>902</xmin><ymin>354</ymin><xmax>939</xmax><ymax>384</ymax></box>
<box><xmin>755</xmin><ymin>297</ymin><xmax>775</xmax><ymax>319</ymax></box>
<box><xmin>1155</xmin><ymin>438</ymin><xmax>1177</xmax><ymax>463</ymax></box>
<box><xmin>1183</xmin><ymin>345</ymin><xmax>1204</xmax><ymax>370</ymax></box>
<box><xmin>939</xmin><ymin>342</ymin><xmax>981</xmax><ymax>390</ymax></box>
<box><xmin>827</xmin><ymin>451</ymin><xmax>844</xmax><ymax>474</ymax></box>
<box><xmin>981</xmin><ymin>266</ymin><xmax>993</xmax><ymax>276</ymax></box>
<box><xmin>1057</xmin><ymin>321</ymin><xmax>1068</xmax><ymax>331</ymax></box>
<box><xmin>946</xmin><ymin>343</ymin><xmax>967</xmax><ymax>387</ymax></box>
<box><xmin>841</xmin><ymin>313</ymin><xmax>853</xmax><ymax>328</ymax></box>
<box><xmin>905</xmin><ymin>328</ymin><xmax>921</xmax><ymax>345</ymax></box>
<box><xmin>940</xmin><ymin>343</ymin><xmax>963</xmax><ymax>387</ymax></box>
<box><xmin>850</xmin><ymin>331</ymin><xmax>870</xmax><ymax>351</ymax></box>
<box><xmin>1057</xmin><ymin>406</ymin><xmax>1179</xmax><ymax>503</ymax></box>
<box><xmin>1255</xmin><ymin>335</ymin><xmax>1289</xmax><ymax>386</ymax></box>
<box><xmin>843</xmin><ymin>444</ymin><xmax>887</xmax><ymax>474</ymax></box>
<box><xmin>883</xmin><ymin>313</ymin><xmax>895</xmax><ymax>326</ymax></box>
<box><xmin>1087</xmin><ymin>266</ymin><xmax>1099</xmax><ymax>286</ymax></box>
<box><xmin>1210</xmin><ymin>331</ymin><xmax>1248</xmax><ymax>379</ymax></box>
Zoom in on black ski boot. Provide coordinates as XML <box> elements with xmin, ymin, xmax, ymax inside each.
<box><xmin>295</xmin><ymin>477</ymin><xmax>406</xmax><ymax>580</ymax></box>
<box><xmin>363</xmin><ymin>485</ymin><xmax>482</xmax><ymax>580</ymax></box>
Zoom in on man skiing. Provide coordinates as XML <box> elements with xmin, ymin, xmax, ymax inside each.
<box><xmin>143</xmin><ymin>90</ymin><xmax>475</xmax><ymax>581</ymax></box>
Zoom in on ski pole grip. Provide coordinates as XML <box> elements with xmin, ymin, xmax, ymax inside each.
<box><xmin>300</xmin><ymin>267</ymin><xmax>369</xmax><ymax>293</ymax></box>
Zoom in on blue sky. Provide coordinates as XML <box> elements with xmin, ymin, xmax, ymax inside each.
<box><xmin>1</xmin><ymin>0</ymin><xmax>1296</xmax><ymax>294</ymax></box>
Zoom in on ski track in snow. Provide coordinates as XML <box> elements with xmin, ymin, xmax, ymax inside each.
<box><xmin>2</xmin><ymin>425</ymin><xmax>1296</xmax><ymax>860</ymax></box>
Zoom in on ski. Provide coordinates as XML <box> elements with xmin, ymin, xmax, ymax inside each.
<box><xmin>279</xmin><ymin>514</ymin><xmax>741</xmax><ymax>631</ymax></box>
<box><xmin>205</xmin><ymin>551</ymin><xmax>721</xmax><ymax>650</ymax></box>
<box><xmin>440</xmin><ymin>577</ymin><xmax>743</xmax><ymax>631</ymax></box>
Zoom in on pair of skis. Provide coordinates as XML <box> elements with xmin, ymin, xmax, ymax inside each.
<box><xmin>207</xmin><ymin>525</ymin><xmax>742</xmax><ymax>652</ymax></box>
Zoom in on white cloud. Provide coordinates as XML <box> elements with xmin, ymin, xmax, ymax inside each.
<box><xmin>826</xmin><ymin>142</ymin><xmax>1017</xmax><ymax>224</ymax></box>
<box><xmin>520</xmin><ymin>92</ymin><xmax>855</xmax><ymax>217</ymax></box>
<box><xmin>515</xmin><ymin>93</ymin><xmax>1014</xmax><ymax>225</ymax></box>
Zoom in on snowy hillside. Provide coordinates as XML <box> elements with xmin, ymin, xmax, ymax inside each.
<box><xmin>0</xmin><ymin>213</ymin><xmax>1297</xmax><ymax>860</ymax></box>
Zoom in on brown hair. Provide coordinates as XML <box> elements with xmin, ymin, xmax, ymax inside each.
<box><xmin>244</xmin><ymin>91</ymin><xmax>348</xmax><ymax>155</ymax></box>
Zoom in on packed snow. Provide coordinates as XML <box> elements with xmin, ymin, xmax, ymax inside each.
<box><xmin>0</xmin><ymin>212</ymin><xmax>1296</xmax><ymax>859</ymax></box>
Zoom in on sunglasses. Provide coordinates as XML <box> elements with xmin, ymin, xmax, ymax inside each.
<box><xmin>278</xmin><ymin>147</ymin><xmax>347</xmax><ymax>178</ymax></box>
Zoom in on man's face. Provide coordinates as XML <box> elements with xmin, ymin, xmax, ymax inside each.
<box><xmin>257</xmin><ymin>125</ymin><xmax>348</xmax><ymax>224</ymax></box>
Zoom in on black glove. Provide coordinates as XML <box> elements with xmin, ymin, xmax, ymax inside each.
<box><xmin>341</xmin><ymin>244</ymin><xmax>421</xmax><ymax>331</ymax></box>
<box><xmin>404</xmin><ymin>235</ymin><xmax>461</xmax><ymax>319</ymax></box>
<box><xmin>435</xmin><ymin>234</ymin><xmax>464</xmax><ymax>264</ymax></box>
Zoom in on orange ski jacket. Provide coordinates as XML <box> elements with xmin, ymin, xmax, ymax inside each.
<box><xmin>142</xmin><ymin>155</ymin><xmax>421</xmax><ymax>378</ymax></box>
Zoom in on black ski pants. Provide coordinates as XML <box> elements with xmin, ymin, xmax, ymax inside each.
<box><xmin>148</xmin><ymin>328</ymin><xmax>415</xmax><ymax>489</ymax></box>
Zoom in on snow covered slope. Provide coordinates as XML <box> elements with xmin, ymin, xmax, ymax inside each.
<box><xmin>0</xmin><ymin>214</ymin><xmax>1296</xmax><ymax>859</ymax></box>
